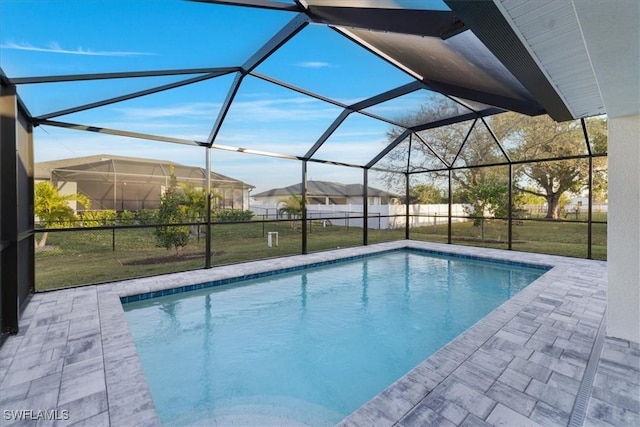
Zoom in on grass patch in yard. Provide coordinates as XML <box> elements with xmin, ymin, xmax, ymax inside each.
<box><xmin>36</xmin><ymin>218</ymin><xmax>606</xmax><ymax>291</ymax></box>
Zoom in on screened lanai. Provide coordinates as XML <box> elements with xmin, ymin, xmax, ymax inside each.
<box><xmin>35</xmin><ymin>154</ymin><xmax>252</xmax><ymax>211</ymax></box>
<box><xmin>1</xmin><ymin>2</ymin><xmax>639</xmax><ymax>426</ymax></box>
<box><xmin>1</xmin><ymin>0</ymin><xmax>638</xmax><ymax>345</ymax></box>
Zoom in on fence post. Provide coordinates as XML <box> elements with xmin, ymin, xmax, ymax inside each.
<box><xmin>112</xmin><ymin>226</ymin><xmax>116</xmax><ymax>251</ymax></box>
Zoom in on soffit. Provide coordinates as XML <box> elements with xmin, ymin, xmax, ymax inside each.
<box><xmin>454</xmin><ymin>0</ymin><xmax>639</xmax><ymax>120</ymax></box>
<box><xmin>494</xmin><ymin>0</ymin><xmax>604</xmax><ymax>119</ymax></box>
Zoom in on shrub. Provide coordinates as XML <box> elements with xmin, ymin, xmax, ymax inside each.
<box><xmin>137</xmin><ymin>209</ymin><xmax>158</xmax><ymax>225</ymax></box>
<box><xmin>80</xmin><ymin>210</ymin><xmax>118</xmax><ymax>227</ymax></box>
<box><xmin>214</xmin><ymin>210</ymin><xmax>253</xmax><ymax>222</ymax></box>
<box><xmin>119</xmin><ymin>210</ymin><xmax>136</xmax><ymax>225</ymax></box>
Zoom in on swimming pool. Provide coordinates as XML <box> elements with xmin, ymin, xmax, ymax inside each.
<box><xmin>124</xmin><ymin>249</ymin><xmax>547</xmax><ymax>426</ymax></box>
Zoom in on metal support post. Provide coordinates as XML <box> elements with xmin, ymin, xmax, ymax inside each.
<box><xmin>405</xmin><ymin>173</ymin><xmax>410</xmax><ymax>240</ymax></box>
<box><xmin>588</xmin><ymin>156</ymin><xmax>593</xmax><ymax>259</ymax></box>
<box><xmin>508</xmin><ymin>163</ymin><xmax>513</xmax><ymax>250</ymax></box>
<box><xmin>0</xmin><ymin>82</ymin><xmax>19</xmax><ymax>335</ymax></box>
<box><xmin>301</xmin><ymin>161</ymin><xmax>308</xmax><ymax>254</ymax></box>
<box><xmin>448</xmin><ymin>169</ymin><xmax>452</xmax><ymax>244</ymax></box>
<box><xmin>205</xmin><ymin>148</ymin><xmax>212</xmax><ymax>268</ymax></box>
<box><xmin>363</xmin><ymin>169</ymin><xmax>369</xmax><ymax>246</ymax></box>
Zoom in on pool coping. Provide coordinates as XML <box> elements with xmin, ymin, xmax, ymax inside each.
<box><xmin>0</xmin><ymin>241</ymin><xmax>615</xmax><ymax>426</ymax></box>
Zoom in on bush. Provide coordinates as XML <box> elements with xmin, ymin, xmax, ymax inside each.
<box><xmin>137</xmin><ymin>209</ymin><xmax>158</xmax><ymax>225</ymax></box>
<box><xmin>214</xmin><ymin>210</ymin><xmax>254</xmax><ymax>222</ymax></box>
<box><xmin>119</xmin><ymin>210</ymin><xmax>136</xmax><ymax>225</ymax></box>
<box><xmin>81</xmin><ymin>210</ymin><xmax>117</xmax><ymax>227</ymax></box>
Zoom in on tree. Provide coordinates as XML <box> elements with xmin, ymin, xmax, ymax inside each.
<box><xmin>382</xmin><ymin>96</ymin><xmax>510</xmax><ymax>220</ymax></box>
<box><xmin>461</xmin><ymin>176</ymin><xmax>509</xmax><ymax>221</ymax></box>
<box><xmin>408</xmin><ymin>184</ymin><xmax>445</xmax><ymax>204</ymax></box>
<box><xmin>181</xmin><ymin>184</ymin><xmax>207</xmax><ymax>221</ymax></box>
<box><xmin>34</xmin><ymin>181</ymin><xmax>90</xmax><ymax>248</ymax></box>
<box><xmin>155</xmin><ymin>166</ymin><xmax>190</xmax><ymax>255</ymax></box>
<box><xmin>500</xmin><ymin>113</ymin><xmax>605</xmax><ymax>219</ymax></box>
<box><xmin>278</xmin><ymin>195</ymin><xmax>303</xmax><ymax>230</ymax></box>
<box><xmin>381</xmin><ymin>98</ymin><xmax>606</xmax><ymax>221</ymax></box>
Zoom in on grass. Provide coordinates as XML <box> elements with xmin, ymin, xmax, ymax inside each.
<box><xmin>35</xmin><ymin>218</ymin><xmax>607</xmax><ymax>291</ymax></box>
<box><xmin>411</xmin><ymin>219</ymin><xmax>606</xmax><ymax>259</ymax></box>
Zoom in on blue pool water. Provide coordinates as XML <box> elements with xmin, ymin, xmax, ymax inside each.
<box><xmin>124</xmin><ymin>250</ymin><xmax>546</xmax><ymax>426</ymax></box>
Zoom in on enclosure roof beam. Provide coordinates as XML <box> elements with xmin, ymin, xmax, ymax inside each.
<box><xmin>36</xmin><ymin>72</ymin><xmax>227</xmax><ymax>120</ymax></box>
<box><xmin>480</xmin><ymin>116</ymin><xmax>511</xmax><ymax>163</ymax></box>
<box><xmin>36</xmin><ymin>119</ymin><xmax>206</xmax><ymax>147</ymax></box>
<box><xmin>188</xmin><ymin>0</ymin><xmax>302</xmax><ymax>12</ymax></box>
<box><xmin>407</xmin><ymin>152</ymin><xmax>604</xmax><ymax>175</ymax></box>
<box><xmin>410</xmin><ymin>108</ymin><xmax>502</xmax><ymax>132</ymax></box>
<box><xmin>242</xmin><ymin>14</ymin><xmax>309</xmax><ymax>73</ymax></box>
<box><xmin>420</xmin><ymin>79</ymin><xmax>541</xmax><ymax>117</ymax></box>
<box><xmin>366</xmin><ymin>129</ymin><xmax>412</xmax><ymax>169</ymax></box>
<box><xmin>251</xmin><ymin>71</ymin><xmax>347</xmax><ymax>109</ymax></box>
<box><xmin>207</xmin><ymin>14</ymin><xmax>310</xmax><ymax>146</ymax></box>
<box><xmin>306</xmin><ymin>6</ymin><xmax>465</xmax><ymax>39</ymax></box>
<box><xmin>206</xmin><ymin>72</ymin><xmax>244</xmax><ymax>146</ymax></box>
<box><xmin>451</xmin><ymin>118</ymin><xmax>477</xmax><ymax>167</ymax></box>
<box><xmin>412</xmin><ymin>132</ymin><xmax>451</xmax><ymax>169</ymax></box>
<box><xmin>211</xmin><ymin>142</ymin><xmax>368</xmax><ymax>170</ymax></box>
<box><xmin>304</xmin><ymin>109</ymin><xmax>352</xmax><ymax>160</ymax></box>
<box><xmin>8</xmin><ymin>67</ymin><xmax>242</xmax><ymax>85</ymax></box>
<box><xmin>250</xmin><ymin>71</ymin><xmax>407</xmax><ymax>127</ymax></box>
<box><xmin>581</xmin><ymin>118</ymin><xmax>593</xmax><ymax>157</ymax></box>
<box><xmin>348</xmin><ymin>81</ymin><xmax>425</xmax><ymax>112</ymax></box>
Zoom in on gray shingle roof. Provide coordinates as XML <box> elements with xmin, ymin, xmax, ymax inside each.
<box><xmin>252</xmin><ymin>181</ymin><xmax>398</xmax><ymax>198</ymax></box>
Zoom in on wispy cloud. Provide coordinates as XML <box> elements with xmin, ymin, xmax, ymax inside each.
<box><xmin>111</xmin><ymin>102</ymin><xmax>220</xmax><ymax>120</ymax></box>
<box><xmin>0</xmin><ymin>41</ymin><xmax>155</xmax><ymax>57</ymax></box>
<box><xmin>296</xmin><ymin>61</ymin><xmax>331</xmax><ymax>69</ymax></box>
<box><xmin>112</xmin><ymin>98</ymin><xmax>339</xmax><ymax>123</ymax></box>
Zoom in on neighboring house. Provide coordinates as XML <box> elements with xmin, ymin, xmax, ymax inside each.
<box><xmin>251</xmin><ymin>180</ymin><xmax>400</xmax><ymax>207</ymax></box>
<box><xmin>35</xmin><ymin>154</ymin><xmax>253</xmax><ymax>211</ymax></box>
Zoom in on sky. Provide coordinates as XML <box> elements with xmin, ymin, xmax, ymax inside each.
<box><xmin>0</xmin><ymin>0</ymin><xmax>448</xmax><ymax>193</ymax></box>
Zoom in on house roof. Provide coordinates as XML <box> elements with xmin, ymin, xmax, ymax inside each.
<box><xmin>252</xmin><ymin>180</ymin><xmax>399</xmax><ymax>199</ymax></box>
<box><xmin>35</xmin><ymin>154</ymin><xmax>253</xmax><ymax>189</ymax></box>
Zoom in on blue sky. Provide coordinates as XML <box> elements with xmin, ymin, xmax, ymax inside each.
<box><xmin>0</xmin><ymin>0</ymin><xmax>436</xmax><ymax>192</ymax></box>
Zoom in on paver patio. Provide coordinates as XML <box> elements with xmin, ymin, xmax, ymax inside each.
<box><xmin>1</xmin><ymin>241</ymin><xmax>638</xmax><ymax>426</ymax></box>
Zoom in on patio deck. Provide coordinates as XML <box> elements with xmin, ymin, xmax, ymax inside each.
<box><xmin>0</xmin><ymin>241</ymin><xmax>638</xmax><ymax>426</ymax></box>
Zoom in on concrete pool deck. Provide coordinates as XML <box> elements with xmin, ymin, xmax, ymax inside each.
<box><xmin>0</xmin><ymin>241</ymin><xmax>638</xmax><ymax>426</ymax></box>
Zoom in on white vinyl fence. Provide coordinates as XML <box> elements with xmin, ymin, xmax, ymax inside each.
<box><xmin>250</xmin><ymin>203</ymin><xmax>470</xmax><ymax>229</ymax></box>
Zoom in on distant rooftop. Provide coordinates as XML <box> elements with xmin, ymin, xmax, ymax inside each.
<box><xmin>253</xmin><ymin>180</ymin><xmax>399</xmax><ymax>198</ymax></box>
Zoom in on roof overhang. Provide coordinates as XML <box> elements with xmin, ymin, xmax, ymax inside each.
<box><xmin>446</xmin><ymin>0</ymin><xmax>639</xmax><ymax>121</ymax></box>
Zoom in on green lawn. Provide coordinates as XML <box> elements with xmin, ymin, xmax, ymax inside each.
<box><xmin>411</xmin><ymin>219</ymin><xmax>606</xmax><ymax>259</ymax></box>
<box><xmin>35</xmin><ymin>218</ymin><xmax>606</xmax><ymax>291</ymax></box>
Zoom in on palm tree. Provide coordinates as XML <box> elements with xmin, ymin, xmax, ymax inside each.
<box><xmin>34</xmin><ymin>181</ymin><xmax>90</xmax><ymax>248</ymax></box>
<box><xmin>278</xmin><ymin>195</ymin><xmax>303</xmax><ymax>230</ymax></box>
<box><xmin>180</xmin><ymin>184</ymin><xmax>221</xmax><ymax>236</ymax></box>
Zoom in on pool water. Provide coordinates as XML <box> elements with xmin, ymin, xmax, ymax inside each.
<box><xmin>124</xmin><ymin>250</ymin><xmax>546</xmax><ymax>426</ymax></box>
